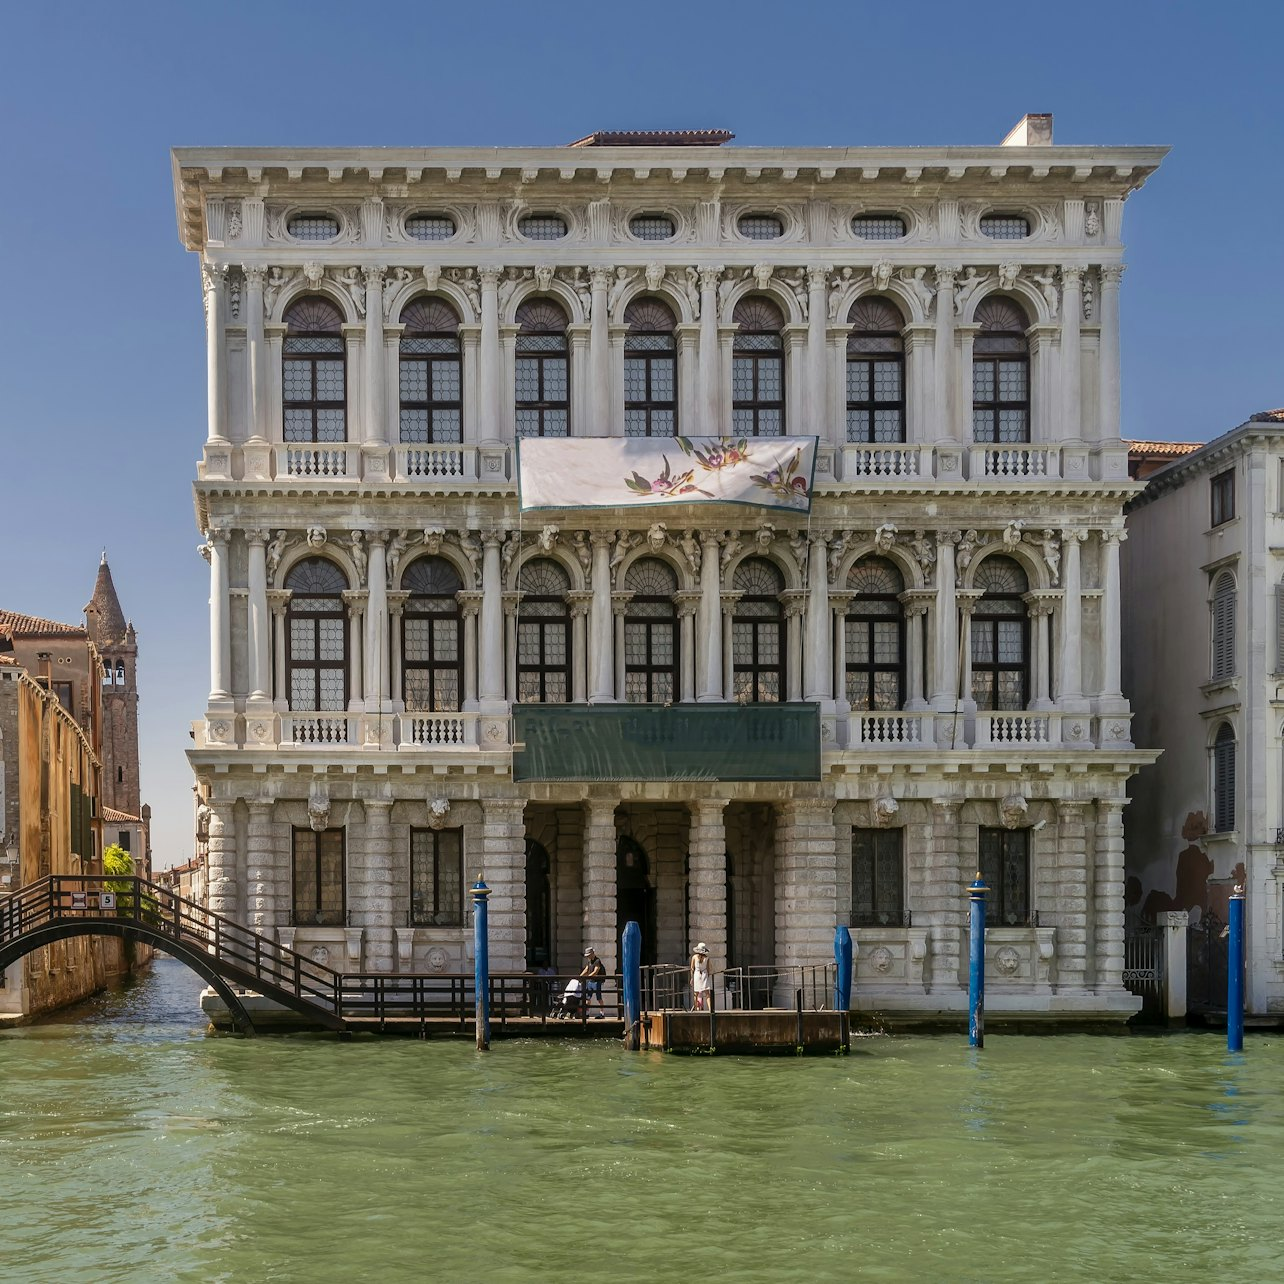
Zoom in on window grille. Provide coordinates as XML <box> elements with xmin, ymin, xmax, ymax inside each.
<box><xmin>629</xmin><ymin>214</ymin><xmax>676</xmax><ymax>241</ymax></box>
<box><xmin>292</xmin><ymin>828</ymin><xmax>345</xmax><ymax>926</ymax></box>
<box><xmin>624</xmin><ymin>297</ymin><xmax>678</xmax><ymax>437</ymax></box>
<box><xmin>518</xmin><ymin>214</ymin><xmax>568</xmax><ymax>241</ymax></box>
<box><xmin>1211</xmin><ymin>571</ymin><xmax>1236</xmax><ymax>681</ymax></box>
<box><xmin>979</xmin><ymin>214</ymin><xmax>1030</xmax><ymax>240</ymax></box>
<box><xmin>731</xmin><ymin>558</ymin><xmax>784</xmax><ymax>703</ymax></box>
<box><xmin>732</xmin><ymin>296</ymin><xmax>786</xmax><ymax>436</ymax></box>
<box><xmin>406</xmin><ymin>214</ymin><xmax>456</xmax><ymax>241</ymax></box>
<box><xmin>978</xmin><ymin>827</ymin><xmax>1030</xmax><ymax>926</ymax></box>
<box><xmin>852</xmin><ymin>215</ymin><xmax>906</xmax><ymax>240</ymax></box>
<box><xmin>623</xmin><ymin>558</ymin><xmax>678</xmax><ymax>702</ymax></box>
<box><xmin>846</xmin><ymin>297</ymin><xmax>905</xmax><ymax>443</ymax></box>
<box><xmin>515</xmin><ymin>300</ymin><xmax>570</xmax><ymax>437</ymax></box>
<box><xmin>410</xmin><ymin>828</ymin><xmax>464</xmax><ymax>926</ymax></box>
<box><xmin>971</xmin><ymin>556</ymin><xmax>1029</xmax><ymax>710</ymax></box>
<box><xmin>972</xmin><ymin>297</ymin><xmax>1029</xmax><ymax>444</ymax></box>
<box><xmin>401</xmin><ymin>557</ymin><xmax>463</xmax><ymax>713</ymax></box>
<box><xmin>852</xmin><ymin>828</ymin><xmax>905</xmax><ymax>926</ymax></box>
<box><xmin>516</xmin><ymin>559</ymin><xmax>570</xmax><ymax>702</ymax></box>
<box><xmin>845</xmin><ymin>558</ymin><xmax>905</xmax><ymax>710</ymax></box>
<box><xmin>283</xmin><ymin>298</ymin><xmax>346</xmax><ymax>443</ymax></box>
<box><xmin>737</xmin><ymin>213</ymin><xmax>784</xmax><ymax>240</ymax></box>
<box><xmin>287</xmin><ymin>214</ymin><xmax>340</xmax><ymax>241</ymax></box>
<box><xmin>399</xmin><ymin>297</ymin><xmax>462</xmax><ymax>444</ymax></box>
<box><xmin>285</xmin><ymin>558</ymin><xmax>348</xmax><ymax>710</ymax></box>
<box><xmin>1213</xmin><ymin>723</ymin><xmax>1236</xmax><ymax>833</ymax></box>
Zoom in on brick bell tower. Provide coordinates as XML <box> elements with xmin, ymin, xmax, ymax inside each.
<box><xmin>84</xmin><ymin>553</ymin><xmax>145</xmax><ymax>841</ymax></box>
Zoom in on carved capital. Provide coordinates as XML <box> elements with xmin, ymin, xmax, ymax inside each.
<box><xmin>611</xmin><ymin>591</ymin><xmax>634</xmax><ymax>617</ymax></box>
<box><xmin>567</xmin><ymin>590</ymin><xmax>593</xmax><ymax>619</ymax></box>
<box><xmin>242</xmin><ymin>265</ymin><xmax>266</xmax><ymax>289</ymax></box>
<box><xmin>245</xmin><ymin>527</ymin><xmax>271</xmax><ymax>546</ymax></box>
<box><xmin>1100</xmin><ymin>264</ymin><xmax>1126</xmax><ymax>287</ymax></box>
<box><xmin>479</xmin><ymin>265</ymin><xmax>503</xmax><ymax>289</ymax></box>
<box><xmin>699</xmin><ymin>266</ymin><xmax>723</xmax><ymax>291</ymax></box>
<box><xmin>267</xmin><ymin>589</ymin><xmax>292</xmax><ymax>616</ymax></box>
<box><xmin>719</xmin><ymin>591</ymin><xmax>743</xmax><ymax>618</ymax></box>
<box><xmin>455</xmin><ymin>590</ymin><xmax>483</xmax><ymax>619</ymax></box>
<box><xmin>590</xmin><ymin>266</ymin><xmax>613</xmax><ymax>290</ymax></box>
<box><xmin>1061</xmin><ymin>266</ymin><xmax>1084</xmax><ymax>289</ymax></box>
<box><xmin>206</xmin><ymin>525</ymin><xmax>231</xmax><ymax>547</ymax></box>
<box><xmin>341</xmin><ymin>589</ymin><xmax>369</xmax><ymax>618</ymax></box>
<box><xmin>201</xmin><ymin>261</ymin><xmax>227</xmax><ymax>294</ymax></box>
<box><xmin>362</xmin><ymin>264</ymin><xmax>385</xmax><ymax>289</ymax></box>
<box><xmin>807</xmin><ymin>264</ymin><xmax>831</xmax><ymax>291</ymax></box>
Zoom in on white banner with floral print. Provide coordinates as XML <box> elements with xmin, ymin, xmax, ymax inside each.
<box><xmin>517</xmin><ymin>436</ymin><xmax>817</xmax><ymax>513</ymax></box>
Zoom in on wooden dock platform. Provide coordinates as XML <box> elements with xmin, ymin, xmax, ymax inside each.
<box><xmin>642</xmin><ymin>1007</ymin><xmax>849</xmax><ymax>1055</ymax></box>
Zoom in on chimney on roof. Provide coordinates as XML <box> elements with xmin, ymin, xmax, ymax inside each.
<box><xmin>36</xmin><ymin>652</ymin><xmax>52</xmax><ymax>686</ymax></box>
<box><xmin>1001</xmin><ymin>114</ymin><xmax>1053</xmax><ymax>147</ymax></box>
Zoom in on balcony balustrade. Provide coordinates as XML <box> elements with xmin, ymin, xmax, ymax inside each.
<box><xmin>276</xmin><ymin>444</ymin><xmax>359</xmax><ymax>480</ymax></box>
<box><xmin>968</xmin><ymin>444</ymin><xmax>1061</xmax><ymax>481</ymax></box>
<box><xmin>281</xmin><ymin>712</ymin><xmax>354</xmax><ymax>745</ymax></box>
<box><xmin>974</xmin><ymin>711</ymin><xmax>1061</xmax><ymax>747</ymax></box>
<box><xmin>399</xmin><ymin>712</ymin><xmax>478</xmax><ymax>749</ymax></box>
<box><xmin>850</xmin><ymin>712</ymin><xmax>933</xmax><ymax>748</ymax></box>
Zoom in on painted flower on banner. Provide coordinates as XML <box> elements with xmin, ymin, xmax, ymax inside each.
<box><xmin>750</xmin><ymin>448</ymin><xmax>810</xmax><ymax>509</ymax></box>
<box><xmin>677</xmin><ymin>436</ymin><xmax>751</xmax><ymax>472</ymax></box>
<box><xmin>624</xmin><ymin>454</ymin><xmax>712</xmax><ymax>500</ymax></box>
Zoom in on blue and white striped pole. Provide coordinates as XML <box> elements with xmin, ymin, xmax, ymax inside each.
<box><xmin>1228</xmin><ymin>884</ymin><xmax>1245</xmax><ymax>1054</ymax></box>
<box><xmin>472</xmin><ymin>880</ymin><xmax>491</xmax><ymax>1052</ymax></box>
<box><xmin>968</xmin><ymin>875</ymin><xmax>988</xmax><ymax>1049</ymax></box>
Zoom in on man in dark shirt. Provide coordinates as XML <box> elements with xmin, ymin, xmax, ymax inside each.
<box><xmin>580</xmin><ymin>947</ymin><xmax>607</xmax><ymax>1019</ymax></box>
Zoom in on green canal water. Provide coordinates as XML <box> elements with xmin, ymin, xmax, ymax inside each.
<box><xmin>2</xmin><ymin>959</ymin><xmax>1281</xmax><ymax>1283</ymax></box>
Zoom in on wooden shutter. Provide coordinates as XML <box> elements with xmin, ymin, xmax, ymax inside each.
<box><xmin>1276</xmin><ymin>583</ymin><xmax>1284</xmax><ymax>674</ymax></box>
<box><xmin>1212</xmin><ymin>573</ymin><xmax>1235</xmax><ymax>680</ymax></box>
<box><xmin>1214</xmin><ymin>727</ymin><xmax>1236</xmax><ymax>833</ymax></box>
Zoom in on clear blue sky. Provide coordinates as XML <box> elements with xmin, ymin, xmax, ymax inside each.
<box><xmin>1</xmin><ymin>1</ymin><xmax>1279</xmax><ymax>868</ymax></box>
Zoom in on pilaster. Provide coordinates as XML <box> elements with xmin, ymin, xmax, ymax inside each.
<box><xmin>582</xmin><ymin>799</ymin><xmax>618</xmax><ymax>976</ymax></box>
<box><xmin>687</xmin><ymin>799</ymin><xmax>729</xmax><ymax>971</ymax></box>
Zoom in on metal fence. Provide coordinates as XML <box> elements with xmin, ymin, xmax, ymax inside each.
<box><xmin>1122</xmin><ymin>916</ymin><xmax>1163</xmax><ymax>1019</ymax></box>
<box><xmin>1187</xmin><ymin>911</ymin><xmax>1228</xmax><ymax>1014</ymax></box>
<box><xmin>641</xmin><ymin>963</ymin><xmax>836</xmax><ymax>1013</ymax></box>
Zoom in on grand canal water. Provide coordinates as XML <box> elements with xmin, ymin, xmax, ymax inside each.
<box><xmin>2</xmin><ymin>958</ymin><xmax>1282</xmax><ymax>1282</ymax></box>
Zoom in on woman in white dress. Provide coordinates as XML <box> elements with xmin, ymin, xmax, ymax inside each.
<box><xmin>690</xmin><ymin>943</ymin><xmax>712</xmax><ymax>1011</ymax></box>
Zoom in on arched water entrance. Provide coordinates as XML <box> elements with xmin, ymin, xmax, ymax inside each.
<box><xmin>525</xmin><ymin>838</ymin><xmax>553</xmax><ymax>969</ymax></box>
<box><xmin>616</xmin><ymin>836</ymin><xmax>657</xmax><ymax>966</ymax></box>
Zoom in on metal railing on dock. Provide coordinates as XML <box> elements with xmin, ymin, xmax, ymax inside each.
<box><xmin>642</xmin><ymin>963</ymin><xmax>838</xmax><ymax>1012</ymax></box>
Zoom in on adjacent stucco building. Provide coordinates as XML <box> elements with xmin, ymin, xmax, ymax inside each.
<box><xmin>174</xmin><ymin>114</ymin><xmax>1165</xmax><ymax>1020</ymax></box>
<box><xmin>1124</xmin><ymin>411</ymin><xmax>1284</xmax><ymax>1014</ymax></box>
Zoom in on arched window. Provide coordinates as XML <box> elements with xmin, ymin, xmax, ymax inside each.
<box><xmin>517</xmin><ymin>559</ymin><xmax>570</xmax><ymax>702</ymax></box>
<box><xmin>732</xmin><ymin>558</ymin><xmax>785</xmax><ymax>702</ymax></box>
<box><xmin>846</xmin><ymin>297</ymin><xmax>905</xmax><ymax>443</ymax></box>
<box><xmin>971</xmin><ymin>557</ymin><xmax>1029</xmax><ymax>710</ymax></box>
<box><xmin>623</xmin><ymin>559</ymin><xmax>678</xmax><ymax>702</ymax></box>
<box><xmin>845</xmin><ymin>558</ymin><xmax>905</xmax><ymax>710</ymax></box>
<box><xmin>972</xmin><ymin>297</ymin><xmax>1029</xmax><ymax>444</ymax></box>
<box><xmin>401</xmin><ymin>557</ymin><xmax>463</xmax><ymax>713</ymax></box>
<box><xmin>515</xmin><ymin>299</ymin><xmax>569</xmax><ymax>438</ymax></box>
<box><xmin>1213</xmin><ymin>722</ymin><xmax>1236</xmax><ymax>833</ymax></box>
<box><xmin>624</xmin><ymin>298</ymin><xmax>677</xmax><ymax>437</ymax></box>
<box><xmin>1211</xmin><ymin>571</ymin><xmax>1236</xmax><ymax>680</ymax></box>
<box><xmin>285</xmin><ymin>558</ymin><xmax>348</xmax><ymax>710</ymax></box>
<box><xmin>732</xmin><ymin>297</ymin><xmax>785</xmax><ymax>437</ymax></box>
<box><xmin>283</xmin><ymin>297</ymin><xmax>346</xmax><ymax>443</ymax></box>
<box><xmin>115</xmin><ymin>661</ymin><xmax>125</xmax><ymax>688</ymax></box>
<box><xmin>399</xmin><ymin>298</ymin><xmax>461</xmax><ymax>444</ymax></box>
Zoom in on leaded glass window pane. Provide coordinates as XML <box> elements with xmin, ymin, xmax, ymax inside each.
<box><xmin>406</xmin><ymin>214</ymin><xmax>455</xmax><ymax>241</ymax></box>
<box><xmin>852</xmin><ymin>828</ymin><xmax>905</xmax><ymax>926</ymax></box>
<box><xmin>518</xmin><ymin>215</ymin><xmax>568</xmax><ymax>241</ymax></box>
<box><xmin>411</xmin><ymin>828</ymin><xmax>464</xmax><ymax>926</ymax></box>
<box><xmin>970</xmin><ymin>557</ymin><xmax>1028</xmax><ymax>710</ymax></box>
<box><xmin>292</xmin><ymin>829</ymin><xmax>345</xmax><ymax>926</ymax></box>
<box><xmin>630</xmin><ymin>214</ymin><xmax>676</xmax><ymax>241</ymax></box>
<box><xmin>979</xmin><ymin>828</ymin><xmax>1030</xmax><ymax>926</ymax></box>
<box><xmin>980</xmin><ymin>215</ymin><xmax>1030</xmax><ymax>240</ymax></box>
<box><xmin>852</xmin><ymin>215</ymin><xmax>907</xmax><ymax>241</ymax></box>
<box><xmin>738</xmin><ymin>214</ymin><xmax>784</xmax><ymax>240</ymax></box>
<box><xmin>288</xmin><ymin>215</ymin><xmax>339</xmax><ymax>241</ymax></box>
<box><xmin>283</xmin><ymin>299</ymin><xmax>347</xmax><ymax>443</ymax></box>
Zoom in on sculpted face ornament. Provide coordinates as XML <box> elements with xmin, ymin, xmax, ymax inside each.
<box><xmin>873</xmin><ymin>795</ymin><xmax>900</xmax><ymax>828</ymax></box>
<box><xmin>1000</xmin><ymin>793</ymin><xmax>1029</xmax><ymax>830</ymax></box>
<box><xmin>427</xmin><ymin>798</ymin><xmax>451</xmax><ymax>830</ymax></box>
<box><xmin>308</xmin><ymin>780</ymin><xmax>331</xmax><ymax>833</ymax></box>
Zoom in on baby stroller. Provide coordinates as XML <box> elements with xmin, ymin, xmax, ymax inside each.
<box><xmin>551</xmin><ymin>977</ymin><xmax>584</xmax><ymax>1020</ymax></box>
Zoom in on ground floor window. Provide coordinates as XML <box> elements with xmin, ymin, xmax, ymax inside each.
<box><xmin>851</xmin><ymin>828</ymin><xmax>904</xmax><ymax>926</ymax></box>
<box><xmin>411</xmin><ymin>828</ymin><xmax>464</xmax><ymax>926</ymax></box>
<box><xmin>292</xmin><ymin>828</ymin><xmax>345</xmax><ymax>926</ymax></box>
<box><xmin>978</xmin><ymin>827</ymin><xmax>1030</xmax><ymax>926</ymax></box>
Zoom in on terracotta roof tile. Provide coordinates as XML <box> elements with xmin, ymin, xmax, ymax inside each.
<box><xmin>1125</xmin><ymin>440</ymin><xmax>1202</xmax><ymax>457</ymax></box>
<box><xmin>1251</xmin><ymin>408</ymin><xmax>1284</xmax><ymax>422</ymax></box>
<box><xmin>0</xmin><ymin>609</ymin><xmax>87</xmax><ymax>638</ymax></box>
<box><xmin>102</xmin><ymin>806</ymin><xmax>142</xmax><ymax>823</ymax></box>
<box><xmin>568</xmin><ymin>129</ymin><xmax>734</xmax><ymax>148</ymax></box>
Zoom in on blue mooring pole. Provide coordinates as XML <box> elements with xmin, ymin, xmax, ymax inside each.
<box><xmin>834</xmin><ymin>925</ymin><xmax>853</xmax><ymax>1013</ymax></box>
<box><xmin>472</xmin><ymin>880</ymin><xmax>491</xmax><ymax>1052</ymax></box>
<box><xmin>1228</xmin><ymin>884</ymin><xmax>1245</xmax><ymax>1054</ymax></box>
<box><xmin>968</xmin><ymin>874</ymin><xmax>988</xmax><ymax>1049</ymax></box>
<box><xmin>622</xmin><ymin>920</ymin><xmax>642</xmax><ymax>1051</ymax></box>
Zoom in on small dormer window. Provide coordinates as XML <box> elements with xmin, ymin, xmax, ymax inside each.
<box><xmin>629</xmin><ymin>214</ymin><xmax>676</xmax><ymax>241</ymax></box>
<box><xmin>287</xmin><ymin>213</ymin><xmax>340</xmax><ymax>242</ymax></box>
<box><xmin>737</xmin><ymin>213</ymin><xmax>784</xmax><ymax>241</ymax></box>
<box><xmin>852</xmin><ymin>214</ymin><xmax>906</xmax><ymax>241</ymax></box>
<box><xmin>518</xmin><ymin>214</ymin><xmax>568</xmax><ymax>241</ymax></box>
<box><xmin>980</xmin><ymin>214</ymin><xmax>1030</xmax><ymax>241</ymax></box>
<box><xmin>406</xmin><ymin>214</ymin><xmax>456</xmax><ymax>241</ymax></box>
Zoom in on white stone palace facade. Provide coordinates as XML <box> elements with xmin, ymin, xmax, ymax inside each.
<box><xmin>174</xmin><ymin>116</ymin><xmax>1165</xmax><ymax>1019</ymax></box>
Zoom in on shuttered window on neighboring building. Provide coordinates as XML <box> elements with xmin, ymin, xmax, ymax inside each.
<box><xmin>70</xmin><ymin>782</ymin><xmax>82</xmax><ymax>857</ymax></box>
<box><xmin>1213</xmin><ymin>723</ymin><xmax>1236</xmax><ymax>834</ymax></box>
<box><xmin>1275</xmin><ymin>582</ymin><xmax>1284</xmax><ymax>674</ymax></box>
<box><xmin>1211</xmin><ymin>571</ymin><xmax>1236</xmax><ymax>680</ymax></box>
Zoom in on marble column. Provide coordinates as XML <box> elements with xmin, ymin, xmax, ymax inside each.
<box><xmin>243</xmin><ymin>266</ymin><xmax>268</xmax><ymax>442</ymax></box>
<box><xmin>699</xmin><ymin>267</ymin><xmax>722</xmax><ymax>432</ymax></box>
<box><xmin>930</xmin><ymin>533</ymin><xmax>957</xmax><ymax>709</ymax></box>
<box><xmin>387</xmin><ymin>591</ymin><xmax>409</xmax><ymax>711</ymax></box>
<box><xmin>205</xmin><ymin>800</ymin><xmax>237</xmax><ymax>921</ymax></box>
<box><xmin>482</xmin><ymin>796</ymin><xmax>528</xmax><ymax>973</ymax></box>
<box><xmin>830</xmin><ymin>594</ymin><xmax>852</xmax><ymax>719</ymax></box>
<box><xmin>589</xmin><ymin>534</ymin><xmax>614</xmax><ymax>703</ymax></box>
<box><xmin>1025</xmin><ymin>596</ymin><xmax>1054</xmax><ymax>710</ymax></box>
<box><xmin>342</xmin><ymin>591</ymin><xmax>366</xmax><ymax>708</ymax></box>
<box><xmin>957</xmin><ymin>592</ymin><xmax>981</xmax><ymax>716</ymax></box>
<box><xmin>721</xmin><ymin>593</ymin><xmax>742</xmax><ymax>702</ymax></box>
<box><xmin>899</xmin><ymin>593</ymin><xmax>929</xmax><ymax>709</ymax></box>
<box><xmin>364</xmin><ymin>532</ymin><xmax>389</xmax><ymax>706</ymax></box>
<box><xmin>1057</xmin><ymin>530</ymin><xmax>1086</xmax><ymax>706</ymax></box>
<box><xmin>687</xmin><ymin>799</ymin><xmax>728</xmax><ymax>969</ymax></box>
<box><xmin>925</xmin><ymin>798</ymin><xmax>964</xmax><ymax>991</ymax></box>
<box><xmin>612</xmin><ymin>593</ymin><xmax>633</xmax><ymax>700</ymax></box>
<box><xmin>245</xmin><ymin>528</ymin><xmax>271</xmax><ymax>703</ymax></box>
<box><xmin>479</xmin><ymin>533</ymin><xmax>505</xmax><ymax>709</ymax></box>
<box><xmin>202</xmin><ymin>262</ymin><xmax>227</xmax><ymax>444</ymax></box>
<box><xmin>696</xmin><ymin>531</ymin><xmax>723</xmax><ymax>701</ymax></box>
<box><xmin>268</xmin><ymin>589</ymin><xmax>290</xmax><ymax>710</ymax></box>
<box><xmin>568</xmin><ymin>592</ymin><xmax>591</xmax><ymax>703</ymax></box>
<box><xmin>1056</xmin><ymin>800</ymin><xmax>1091</xmax><ymax>993</ymax></box>
<box><xmin>1100</xmin><ymin>528</ymin><xmax>1126</xmax><ymax>700</ymax></box>
<box><xmin>806</xmin><ymin>265</ymin><xmax>829</xmax><ymax>435</ymax></box>
<box><xmin>363</xmin><ymin>266</ymin><xmax>385</xmax><ymax>444</ymax></box>
<box><xmin>582</xmin><ymin>799</ymin><xmax>618</xmax><ymax>977</ymax></box>
<box><xmin>675</xmin><ymin>593</ymin><xmax>699</xmax><ymax>703</ymax></box>
<box><xmin>933</xmin><ymin>266</ymin><xmax>957</xmax><ymax>441</ymax></box>
<box><xmin>457</xmin><ymin>591</ymin><xmax>481</xmax><ymax>711</ymax></box>
<box><xmin>246</xmin><ymin>800</ymin><xmax>275</xmax><ymax>934</ymax></box>
<box><xmin>804</xmin><ymin>535</ymin><xmax>832</xmax><ymax>702</ymax></box>
<box><xmin>774</xmin><ymin>801</ymin><xmax>837</xmax><ymax>969</ymax></box>
<box><xmin>503</xmin><ymin>593</ymin><xmax>521</xmax><ymax>703</ymax></box>
<box><xmin>1061</xmin><ymin>267</ymin><xmax>1083</xmax><ymax>440</ymax></box>
<box><xmin>590</xmin><ymin>267</ymin><xmax>611</xmax><ymax>432</ymax></box>
<box><xmin>361</xmin><ymin>797</ymin><xmax>395</xmax><ymax>973</ymax></box>
<box><xmin>1097</xmin><ymin>266</ymin><xmax>1124</xmax><ymax>441</ymax></box>
<box><xmin>783</xmin><ymin>594</ymin><xmax>805</xmax><ymax>703</ymax></box>
<box><xmin>479</xmin><ymin>267</ymin><xmax>502</xmax><ymax>442</ymax></box>
<box><xmin>204</xmin><ymin>528</ymin><xmax>231</xmax><ymax>704</ymax></box>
